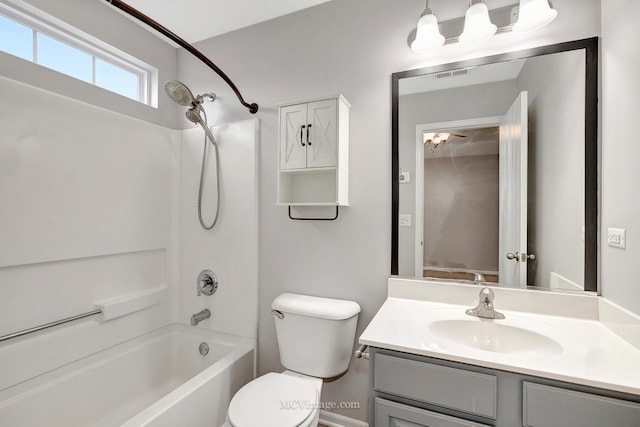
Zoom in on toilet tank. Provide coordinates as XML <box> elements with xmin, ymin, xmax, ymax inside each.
<box><xmin>271</xmin><ymin>293</ymin><xmax>361</xmax><ymax>378</ymax></box>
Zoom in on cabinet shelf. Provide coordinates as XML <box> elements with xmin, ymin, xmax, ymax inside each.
<box><xmin>279</xmin><ymin>166</ymin><xmax>338</xmax><ymax>175</ymax></box>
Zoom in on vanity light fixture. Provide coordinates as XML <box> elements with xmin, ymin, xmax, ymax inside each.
<box><xmin>409</xmin><ymin>0</ymin><xmax>557</xmax><ymax>53</ymax></box>
<box><xmin>459</xmin><ymin>0</ymin><xmax>497</xmax><ymax>43</ymax></box>
<box><xmin>410</xmin><ymin>1</ymin><xmax>445</xmax><ymax>53</ymax></box>
<box><xmin>513</xmin><ymin>0</ymin><xmax>558</xmax><ymax>32</ymax></box>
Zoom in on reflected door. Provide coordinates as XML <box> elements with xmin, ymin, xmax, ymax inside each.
<box><xmin>499</xmin><ymin>91</ymin><xmax>528</xmax><ymax>286</ymax></box>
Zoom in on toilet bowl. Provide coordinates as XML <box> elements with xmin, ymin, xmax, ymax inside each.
<box><xmin>226</xmin><ymin>293</ymin><xmax>361</xmax><ymax>427</ymax></box>
<box><xmin>227</xmin><ymin>371</ymin><xmax>322</xmax><ymax>427</ymax></box>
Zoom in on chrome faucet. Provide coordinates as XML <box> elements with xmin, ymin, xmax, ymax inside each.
<box><xmin>473</xmin><ymin>272</ymin><xmax>486</xmax><ymax>285</ymax></box>
<box><xmin>466</xmin><ymin>287</ymin><xmax>505</xmax><ymax>319</ymax></box>
<box><xmin>191</xmin><ymin>309</ymin><xmax>211</xmax><ymax>326</ymax></box>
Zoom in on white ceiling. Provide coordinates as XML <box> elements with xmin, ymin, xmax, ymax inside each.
<box><xmin>124</xmin><ymin>0</ymin><xmax>334</xmax><ymax>43</ymax></box>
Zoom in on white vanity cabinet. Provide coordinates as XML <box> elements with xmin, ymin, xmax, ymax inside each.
<box><xmin>277</xmin><ymin>95</ymin><xmax>349</xmax><ymax>206</ymax></box>
<box><xmin>369</xmin><ymin>348</ymin><xmax>640</xmax><ymax>427</ymax></box>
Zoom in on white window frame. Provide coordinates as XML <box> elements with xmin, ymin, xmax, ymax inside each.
<box><xmin>0</xmin><ymin>0</ymin><xmax>156</xmax><ymax>105</ymax></box>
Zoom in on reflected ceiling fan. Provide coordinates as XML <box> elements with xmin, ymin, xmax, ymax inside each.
<box><xmin>423</xmin><ymin>131</ymin><xmax>467</xmax><ymax>149</ymax></box>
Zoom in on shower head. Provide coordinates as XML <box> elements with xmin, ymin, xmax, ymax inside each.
<box><xmin>165</xmin><ymin>80</ymin><xmax>196</xmax><ymax>107</ymax></box>
<box><xmin>165</xmin><ymin>80</ymin><xmax>217</xmax><ymax>108</ymax></box>
<box><xmin>185</xmin><ymin>107</ymin><xmax>202</xmax><ymax>124</ymax></box>
<box><xmin>165</xmin><ymin>79</ymin><xmax>217</xmax><ymax>145</ymax></box>
<box><xmin>186</xmin><ymin>106</ymin><xmax>217</xmax><ymax>147</ymax></box>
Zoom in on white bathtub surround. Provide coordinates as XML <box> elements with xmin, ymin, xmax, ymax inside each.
<box><xmin>359</xmin><ymin>278</ymin><xmax>640</xmax><ymax>396</ymax></box>
<box><xmin>97</xmin><ymin>285</ymin><xmax>168</xmax><ymax>321</ymax></box>
<box><xmin>180</xmin><ymin>119</ymin><xmax>259</xmax><ymax>341</ymax></box>
<box><xmin>0</xmin><ymin>74</ymin><xmax>259</xmax><ymax>427</ymax></box>
<box><xmin>0</xmin><ymin>325</ymin><xmax>254</xmax><ymax>427</ymax></box>
<box><xmin>0</xmin><ymin>75</ymin><xmax>181</xmax><ymax>390</ymax></box>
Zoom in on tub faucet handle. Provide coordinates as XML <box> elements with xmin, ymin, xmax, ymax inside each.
<box><xmin>197</xmin><ymin>270</ymin><xmax>218</xmax><ymax>296</ymax></box>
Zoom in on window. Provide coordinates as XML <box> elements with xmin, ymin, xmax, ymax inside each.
<box><xmin>0</xmin><ymin>2</ymin><xmax>155</xmax><ymax>105</ymax></box>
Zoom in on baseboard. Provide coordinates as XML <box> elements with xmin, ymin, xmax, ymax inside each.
<box><xmin>319</xmin><ymin>410</ymin><xmax>368</xmax><ymax>427</ymax></box>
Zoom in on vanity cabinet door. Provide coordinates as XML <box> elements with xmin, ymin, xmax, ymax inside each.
<box><xmin>523</xmin><ymin>382</ymin><xmax>640</xmax><ymax>427</ymax></box>
<box><xmin>375</xmin><ymin>398</ymin><xmax>491</xmax><ymax>427</ymax></box>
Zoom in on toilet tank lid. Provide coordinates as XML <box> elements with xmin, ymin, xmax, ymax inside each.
<box><xmin>272</xmin><ymin>293</ymin><xmax>361</xmax><ymax>320</ymax></box>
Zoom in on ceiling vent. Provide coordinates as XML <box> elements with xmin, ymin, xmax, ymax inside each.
<box><xmin>435</xmin><ymin>69</ymin><xmax>469</xmax><ymax>79</ymax></box>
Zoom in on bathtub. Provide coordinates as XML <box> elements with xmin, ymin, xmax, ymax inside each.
<box><xmin>0</xmin><ymin>324</ymin><xmax>254</xmax><ymax>427</ymax></box>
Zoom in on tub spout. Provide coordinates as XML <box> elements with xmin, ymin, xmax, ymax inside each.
<box><xmin>191</xmin><ymin>309</ymin><xmax>211</xmax><ymax>326</ymax></box>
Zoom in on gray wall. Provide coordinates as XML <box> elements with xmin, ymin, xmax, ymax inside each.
<box><xmin>177</xmin><ymin>0</ymin><xmax>602</xmax><ymax>421</ymax></box>
<box><xmin>398</xmin><ymin>81</ymin><xmax>517</xmax><ymax>276</ymax></box>
<box><xmin>424</xmin><ymin>155</ymin><xmax>499</xmax><ymax>273</ymax></box>
<box><xmin>601</xmin><ymin>0</ymin><xmax>640</xmax><ymax>314</ymax></box>
<box><xmin>517</xmin><ymin>50</ymin><xmax>586</xmax><ymax>288</ymax></box>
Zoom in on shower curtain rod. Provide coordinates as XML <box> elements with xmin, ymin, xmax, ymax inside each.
<box><xmin>103</xmin><ymin>0</ymin><xmax>259</xmax><ymax>114</ymax></box>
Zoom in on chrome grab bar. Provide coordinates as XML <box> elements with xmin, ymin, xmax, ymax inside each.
<box><xmin>354</xmin><ymin>344</ymin><xmax>369</xmax><ymax>359</ymax></box>
<box><xmin>0</xmin><ymin>308</ymin><xmax>103</xmax><ymax>343</ymax></box>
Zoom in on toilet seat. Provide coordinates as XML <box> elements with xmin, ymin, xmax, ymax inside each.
<box><xmin>228</xmin><ymin>372</ymin><xmax>319</xmax><ymax>427</ymax></box>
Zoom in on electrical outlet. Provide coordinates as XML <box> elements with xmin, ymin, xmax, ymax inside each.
<box><xmin>607</xmin><ymin>228</ymin><xmax>626</xmax><ymax>249</ymax></box>
<box><xmin>399</xmin><ymin>214</ymin><xmax>412</xmax><ymax>227</ymax></box>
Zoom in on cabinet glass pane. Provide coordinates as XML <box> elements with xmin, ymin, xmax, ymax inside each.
<box><xmin>37</xmin><ymin>33</ymin><xmax>91</xmax><ymax>82</ymax></box>
<box><xmin>95</xmin><ymin>58</ymin><xmax>139</xmax><ymax>101</ymax></box>
<box><xmin>0</xmin><ymin>15</ymin><xmax>33</xmax><ymax>61</ymax></box>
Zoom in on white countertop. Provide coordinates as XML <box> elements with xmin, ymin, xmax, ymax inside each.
<box><xmin>359</xmin><ymin>278</ymin><xmax>640</xmax><ymax>396</ymax></box>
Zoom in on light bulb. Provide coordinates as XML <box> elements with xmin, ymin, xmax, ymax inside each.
<box><xmin>423</xmin><ymin>132</ymin><xmax>436</xmax><ymax>144</ymax></box>
<box><xmin>513</xmin><ymin>0</ymin><xmax>558</xmax><ymax>32</ymax></box>
<box><xmin>459</xmin><ymin>2</ymin><xmax>497</xmax><ymax>43</ymax></box>
<box><xmin>411</xmin><ymin>11</ymin><xmax>445</xmax><ymax>52</ymax></box>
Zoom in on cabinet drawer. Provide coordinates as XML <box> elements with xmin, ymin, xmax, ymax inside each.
<box><xmin>375</xmin><ymin>397</ymin><xmax>491</xmax><ymax>427</ymax></box>
<box><xmin>374</xmin><ymin>354</ymin><xmax>497</xmax><ymax>419</ymax></box>
<box><xmin>523</xmin><ymin>382</ymin><xmax>640</xmax><ymax>427</ymax></box>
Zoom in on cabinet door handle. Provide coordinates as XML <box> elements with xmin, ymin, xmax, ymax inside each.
<box><xmin>306</xmin><ymin>124</ymin><xmax>312</xmax><ymax>146</ymax></box>
<box><xmin>300</xmin><ymin>125</ymin><xmax>306</xmax><ymax>146</ymax></box>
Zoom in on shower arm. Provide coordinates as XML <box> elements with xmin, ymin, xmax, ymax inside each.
<box><xmin>103</xmin><ymin>0</ymin><xmax>259</xmax><ymax>114</ymax></box>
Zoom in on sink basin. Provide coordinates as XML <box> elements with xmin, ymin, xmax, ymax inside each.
<box><xmin>428</xmin><ymin>319</ymin><xmax>563</xmax><ymax>355</ymax></box>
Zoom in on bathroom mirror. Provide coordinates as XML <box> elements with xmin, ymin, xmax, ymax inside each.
<box><xmin>391</xmin><ymin>38</ymin><xmax>598</xmax><ymax>292</ymax></box>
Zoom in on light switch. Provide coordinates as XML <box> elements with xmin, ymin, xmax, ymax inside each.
<box><xmin>400</xmin><ymin>172</ymin><xmax>411</xmax><ymax>183</ymax></box>
<box><xmin>399</xmin><ymin>214</ymin><xmax>412</xmax><ymax>227</ymax></box>
<box><xmin>607</xmin><ymin>228</ymin><xmax>626</xmax><ymax>249</ymax></box>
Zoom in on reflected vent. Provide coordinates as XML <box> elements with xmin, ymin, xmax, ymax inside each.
<box><xmin>435</xmin><ymin>69</ymin><xmax>469</xmax><ymax>79</ymax></box>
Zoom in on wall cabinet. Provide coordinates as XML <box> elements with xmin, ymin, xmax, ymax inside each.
<box><xmin>369</xmin><ymin>348</ymin><xmax>640</xmax><ymax>427</ymax></box>
<box><xmin>277</xmin><ymin>95</ymin><xmax>349</xmax><ymax>206</ymax></box>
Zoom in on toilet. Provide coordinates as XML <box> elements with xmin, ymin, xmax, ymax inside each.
<box><xmin>227</xmin><ymin>292</ymin><xmax>361</xmax><ymax>427</ymax></box>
